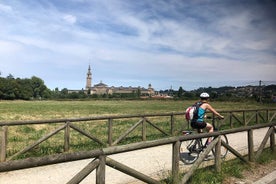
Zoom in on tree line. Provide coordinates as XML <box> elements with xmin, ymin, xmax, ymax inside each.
<box><xmin>0</xmin><ymin>74</ymin><xmax>275</xmax><ymax>102</ymax></box>
<box><xmin>0</xmin><ymin>75</ymin><xmax>51</xmax><ymax>100</ymax></box>
<box><xmin>0</xmin><ymin>75</ymin><xmax>145</xmax><ymax>100</ymax></box>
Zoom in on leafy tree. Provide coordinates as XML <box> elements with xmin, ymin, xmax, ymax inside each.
<box><xmin>1</xmin><ymin>76</ymin><xmax>17</xmax><ymax>99</ymax></box>
<box><xmin>177</xmin><ymin>87</ymin><xmax>184</xmax><ymax>98</ymax></box>
<box><xmin>68</xmin><ymin>92</ymin><xmax>79</xmax><ymax>99</ymax></box>
<box><xmin>42</xmin><ymin>88</ymin><xmax>52</xmax><ymax>99</ymax></box>
<box><xmin>0</xmin><ymin>75</ymin><xmax>50</xmax><ymax>100</ymax></box>
<box><xmin>30</xmin><ymin>76</ymin><xmax>47</xmax><ymax>98</ymax></box>
<box><xmin>17</xmin><ymin>78</ymin><xmax>33</xmax><ymax>100</ymax></box>
<box><xmin>184</xmin><ymin>92</ymin><xmax>196</xmax><ymax>99</ymax></box>
<box><xmin>6</xmin><ymin>74</ymin><xmax>14</xmax><ymax>79</ymax></box>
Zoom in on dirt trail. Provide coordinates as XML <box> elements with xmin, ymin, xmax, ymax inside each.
<box><xmin>0</xmin><ymin>127</ymin><xmax>274</xmax><ymax>184</ymax></box>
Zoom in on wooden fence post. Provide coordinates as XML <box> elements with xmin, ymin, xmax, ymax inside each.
<box><xmin>215</xmin><ymin>135</ymin><xmax>221</xmax><ymax>172</ymax></box>
<box><xmin>243</xmin><ymin>111</ymin><xmax>246</xmax><ymax>126</ymax></box>
<box><xmin>108</xmin><ymin>118</ymin><xmax>113</xmax><ymax>146</ymax></box>
<box><xmin>247</xmin><ymin>129</ymin><xmax>254</xmax><ymax>162</ymax></box>
<box><xmin>181</xmin><ymin>138</ymin><xmax>218</xmax><ymax>184</ymax></box>
<box><xmin>171</xmin><ymin>114</ymin><xmax>175</xmax><ymax>136</ymax></box>
<box><xmin>270</xmin><ymin>126</ymin><xmax>275</xmax><ymax>153</ymax></box>
<box><xmin>64</xmin><ymin>121</ymin><xmax>70</xmax><ymax>152</ymax></box>
<box><xmin>172</xmin><ymin>140</ymin><xmax>180</xmax><ymax>183</ymax></box>
<box><xmin>255</xmin><ymin>127</ymin><xmax>274</xmax><ymax>159</ymax></box>
<box><xmin>96</xmin><ymin>155</ymin><xmax>106</xmax><ymax>184</ymax></box>
<box><xmin>256</xmin><ymin>110</ymin><xmax>259</xmax><ymax>124</ymax></box>
<box><xmin>212</xmin><ymin>113</ymin><xmax>215</xmax><ymax>127</ymax></box>
<box><xmin>0</xmin><ymin>126</ymin><xmax>7</xmax><ymax>162</ymax></box>
<box><xmin>230</xmin><ymin>112</ymin><xmax>233</xmax><ymax>128</ymax></box>
<box><xmin>142</xmin><ymin>117</ymin><xmax>146</xmax><ymax>141</ymax></box>
<box><xmin>266</xmin><ymin>109</ymin><xmax>269</xmax><ymax>122</ymax></box>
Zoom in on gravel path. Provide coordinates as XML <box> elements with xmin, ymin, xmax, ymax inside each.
<box><xmin>0</xmin><ymin>127</ymin><xmax>274</xmax><ymax>184</ymax></box>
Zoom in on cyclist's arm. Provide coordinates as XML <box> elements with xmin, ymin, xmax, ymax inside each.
<box><xmin>206</xmin><ymin>104</ymin><xmax>224</xmax><ymax>119</ymax></box>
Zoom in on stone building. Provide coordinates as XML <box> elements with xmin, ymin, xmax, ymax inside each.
<box><xmin>85</xmin><ymin>65</ymin><xmax>155</xmax><ymax>96</ymax></box>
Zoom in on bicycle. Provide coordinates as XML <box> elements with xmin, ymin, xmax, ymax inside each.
<box><xmin>179</xmin><ymin>117</ymin><xmax>228</xmax><ymax>164</ymax></box>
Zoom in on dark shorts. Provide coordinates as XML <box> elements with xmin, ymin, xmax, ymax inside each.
<box><xmin>191</xmin><ymin>121</ymin><xmax>207</xmax><ymax>129</ymax></box>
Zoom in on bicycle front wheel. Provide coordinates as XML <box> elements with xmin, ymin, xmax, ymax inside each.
<box><xmin>179</xmin><ymin>139</ymin><xmax>200</xmax><ymax>164</ymax></box>
<box><xmin>211</xmin><ymin>135</ymin><xmax>228</xmax><ymax>159</ymax></box>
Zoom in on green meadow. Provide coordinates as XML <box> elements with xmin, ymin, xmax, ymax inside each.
<box><xmin>0</xmin><ymin>99</ymin><xmax>274</xmax><ymax>121</ymax></box>
<box><xmin>0</xmin><ymin>100</ymin><xmax>275</xmax><ymax>159</ymax></box>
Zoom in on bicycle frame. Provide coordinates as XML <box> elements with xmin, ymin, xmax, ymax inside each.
<box><xmin>187</xmin><ymin>134</ymin><xmax>208</xmax><ymax>153</ymax></box>
<box><xmin>180</xmin><ymin>117</ymin><xmax>228</xmax><ymax>164</ymax></box>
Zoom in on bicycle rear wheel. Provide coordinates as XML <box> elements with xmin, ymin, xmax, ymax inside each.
<box><xmin>179</xmin><ymin>139</ymin><xmax>200</xmax><ymax>164</ymax></box>
<box><xmin>211</xmin><ymin>135</ymin><xmax>228</xmax><ymax>158</ymax></box>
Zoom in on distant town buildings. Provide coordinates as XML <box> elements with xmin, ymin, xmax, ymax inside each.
<box><xmin>81</xmin><ymin>65</ymin><xmax>155</xmax><ymax>96</ymax></box>
<box><xmin>66</xmin><ymin>65</ymin><xmax>275</xmax><ymax>101</ymax></box>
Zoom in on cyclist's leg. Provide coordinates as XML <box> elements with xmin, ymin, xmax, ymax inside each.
<box><xmin>193</xmin><ymin>121</ymin><xmax>213</xmax><ymax>144</ymax></box>
<box><xmin>205</xmin><ymin>122</ymin><xmax>213</xmax><ymax>144</ymax></box>
<box><xmin>205</xmin><ymin>122</ymin><xmax>214</xmax><ymax>133</ymax></box>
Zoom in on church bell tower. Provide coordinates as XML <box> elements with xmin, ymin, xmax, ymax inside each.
<box><xmin>86</xmin><ymin>65</ymin><xmax>92</xmax><ymax>90</ymax></box>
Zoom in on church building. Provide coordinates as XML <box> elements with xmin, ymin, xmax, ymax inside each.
<box><xmin>85</xmin><ymin>65</ymin><xmax>155</xmax><ymax>96</ymax></box>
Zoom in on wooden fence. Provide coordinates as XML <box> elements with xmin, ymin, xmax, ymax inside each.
<box><xmin>0</xmin><ymin>122</ymin><xmax>275</xmax><ymax>184</ymax></box>
<box><xmin>0</xmin><ymin>108</ymin><xmax>276</xmax><ymax>162</ymax></box>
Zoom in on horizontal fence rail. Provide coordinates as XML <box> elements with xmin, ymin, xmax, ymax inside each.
<box><xmin>1</xmin><ymin>109</ymin><xmax>276</xmax><ymax>126</ymax></box>
<box><xmin>0</xmin><ymin>109</ymin><xmax>276</xmax><ymax>162</ymax></box>
<box><xmin>0</xmin><ymin>122</ymin><xmax>275</xmax><ymax>184</ymax></box>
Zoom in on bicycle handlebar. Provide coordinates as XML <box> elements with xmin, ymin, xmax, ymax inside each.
<box><xmin>206</xmin><ymin>116</ymin><xmax>224</xmax><ymax>120</ymax></box>
<box><xmin>205</xmin><ymin>116</ymin><xmax>224</xmax><ymax>131</ymax></box>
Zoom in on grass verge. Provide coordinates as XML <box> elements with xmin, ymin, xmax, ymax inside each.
<box><xmin>161</xmin><ymin>148</ymin><xmax>276</xmax><ymax>184</ymax></box>
<box><xmin>190</xmin><ymin>149</ymin><xmax>276</xmax><ymax>184</ymax></box>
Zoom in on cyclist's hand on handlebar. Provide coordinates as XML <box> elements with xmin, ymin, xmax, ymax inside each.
<box><xmin>218</xmin><ymin>115</ymin><xmax>224</xmax><ymax>120</ymax></box>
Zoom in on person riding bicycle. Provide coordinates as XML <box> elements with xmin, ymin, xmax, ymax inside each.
<box><xmin>191</xmin><ymin>92</ymin><xmax>224</xmax><ymax>144</ymax></box>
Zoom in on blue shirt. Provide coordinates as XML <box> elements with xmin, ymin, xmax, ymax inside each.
<box><xmin>196</xmin><ymin>107</ymin><xmax>206</xmax><ymax>122</ymax></box>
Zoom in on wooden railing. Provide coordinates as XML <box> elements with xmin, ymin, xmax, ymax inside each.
<box><xmin>0</xmin><ymin>108</ymin><xmax>275</xmax><ymax>162</ymax></box>
<box><xmin>0</xmin><ymin>122</ymin><xmax>275</xmax><ymax>184</ymax></box>
<box><xmin>218</xmin><ymin>109</ymin><xmax>276</xmax><ymax>127</ymax></box>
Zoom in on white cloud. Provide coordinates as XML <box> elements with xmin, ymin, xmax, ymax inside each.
<box><xmin>0</xmin><ymin>3</ymin><xmax>12</xmax><ymax>13</ymax></box>
<box><xmin>0</xmin><ymin>0</ymin><xmax>275</xmax><ymax>90</ymax></box>
<box><xmin>63</xmin><ymin>14</ymin><xmax>77</xmax><ymax>24</ymax></box>
<box><xmin>0</xmin><ymin>40</ymin><xmax>22</xmax><ymax>54</ymax></box>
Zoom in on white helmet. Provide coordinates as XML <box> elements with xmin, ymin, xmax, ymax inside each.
<box><xmin>200</xmin><ymin>92</ymin><xmax>210</xmax><ymax>98</ymax></box>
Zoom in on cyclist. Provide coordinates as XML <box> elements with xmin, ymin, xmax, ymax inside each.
<box><xmin>191</xmin><ymin>92</ymin><xmax>224</xmax><ymax>144</ymax></box>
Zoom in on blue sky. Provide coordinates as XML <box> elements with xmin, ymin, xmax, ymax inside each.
<box><xmin>0</xmin><ymin>0</ymin><xmax>275</xmax><ymax>91</ymax></box>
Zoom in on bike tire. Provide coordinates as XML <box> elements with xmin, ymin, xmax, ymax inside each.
<box><xmin>211</xmin><ymin>134</ymin><xmax>228</xmax><ymax>158</ymax></box>
<box><xmin>179</xmin><ymin>139</ymin><xmax>200</xmax><ymax>164</ymax></box>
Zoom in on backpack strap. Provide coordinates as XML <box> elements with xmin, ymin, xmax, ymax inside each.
<box><xmin>192</xmin><ymin>101</ymin><xmax>206</xmax><ymax>121</ymax></box>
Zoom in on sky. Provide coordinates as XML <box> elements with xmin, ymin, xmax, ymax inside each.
<box><xmin>0</xmin><ymin>0</ymin><xmax>276</xmax><ymax>91</ymax></box>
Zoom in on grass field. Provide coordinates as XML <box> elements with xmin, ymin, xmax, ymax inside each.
<box><xmin>1</xmin><ymin>99</ymin><xmax>275</xmax><ymax>121</ymax></box>
<box><xmin>0</xmin><ymin>100</ymin><xmax>275</xmax><ymax>159</ymax></box>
